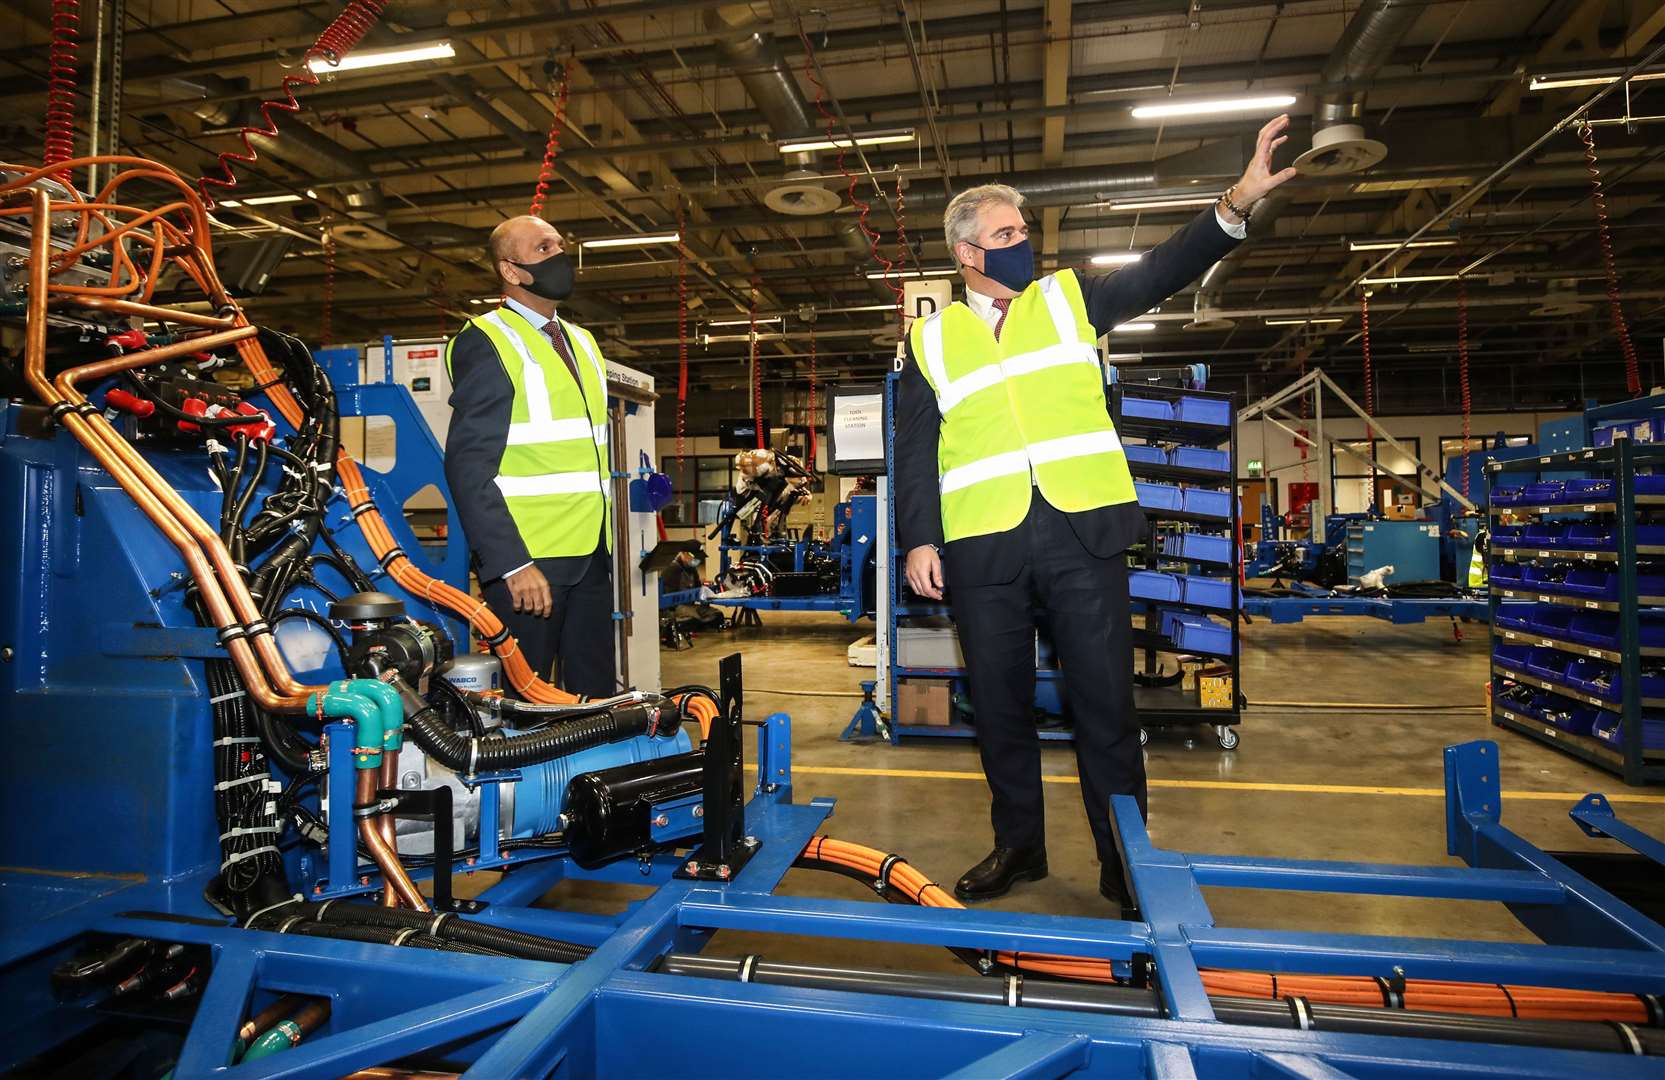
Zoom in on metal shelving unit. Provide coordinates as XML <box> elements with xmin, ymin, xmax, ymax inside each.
<box><xmin>1486</xmin><ymin>440</ymin><xmax>1665</xmax><ymax>784</ymax></box>
<box><xmin>1112</xmin><ymin>381</ymin><xmax>1244</xmax><ymax>749</ymax></box>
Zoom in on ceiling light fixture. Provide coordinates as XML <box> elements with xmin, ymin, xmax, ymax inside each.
<box><xmin>1090</xmin><ymin>251</ymin><xmax>1145</xmax><ymax>266</ymax></box>
<box><xmin>468</xmin><ymin>297</ymin><xmax>503</xmax><ymax>306</ymax></box>
<box><xmin>1527</xmin><ymin>67</ymin><xmax>1665</xmax><ymax>91</ymax></box>
<box><xmin>307</xmin><ymin>40</ymin><xmax>456</xmax><ymax>74</ymax></box>
<box><xmin>581</xmin><ymin>232</ymin><xmax>681</xmax><ymax>249</ymax></box>
<box><xmin>1102</xmin><ymin>196</ymin><xmax>1219</xmax><ymax>212</ymax></box>
<box><xmin>701</xmin><ymin>332</ymin><xmax>786</xmax><ymax>345</ymax></box>
<box><xmin>218</xmin><ymin>193</ymin><xmax>306</xmax><ymax>208</ymax></box>
<box><xmin>777</xmin><ymin>128</ymin><xmax>917</xmax><ymax>154</ymax></box>
<box><xmin>867</xmin><ymin>267</ymin><xmax>958</xmax><ymax>279</ymax></box>
<box><xmin>1348</xmin><ymin>237</ymin><xmax>1457</xmax><ymax>251</ymax></box>
<box><xmin>1113</xmin><ymin>322</ymin><xmax>1157</xmax><ymax>333</ymax></box>
<box><xmin>708</xmin><ymin>316</ymin><xmax>783</xmax><ymax>328</ymax></box>
<box><xmin>1263</xmin><ymin>316</ymin><xmax>1345</xmax><ymax>326</ymax></box>
<box><xmin>1130</xmin><ymin>94</ymin><xmax>1297</xmax><ymax>120</ymax></box>
<box><xmin>1359</xmin><ymin>274</ymin><xmax>1465</xmax><ymax>285</ymax></box>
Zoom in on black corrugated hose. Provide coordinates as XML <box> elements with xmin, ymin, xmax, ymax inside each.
<box><xmin>258</xmin><ymin>901</ymin><xmax>594</xmax><ymax>963</ymax></box>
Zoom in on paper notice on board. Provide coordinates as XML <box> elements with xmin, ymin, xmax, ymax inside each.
<box><xmin>833</xmin><ymin>393</ymin><xmax>884</xmax><ymax>464</ymax></box>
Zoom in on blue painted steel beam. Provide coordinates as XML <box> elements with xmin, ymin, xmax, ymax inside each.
<box><xmin>1185</xmin><ymin>854</ymin><xmax>1566</xmax><ymax>903</ymax></box>
<box><xmin>676</xmin><ymin>890</ymin><xmax>1148</xmax><ymax>959</ymax></box>
<box><xmin>938</xmin><ymin>1033</ymin><xmax>1090</xmax><ymax>1079</ymax></box>
<box><xmin>1570</xmin><ymin>793</ymin><xmax>1665</xmax><ymax>869</ymax></box>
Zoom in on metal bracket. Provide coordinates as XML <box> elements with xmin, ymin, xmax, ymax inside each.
<box><xmin>380</xmin><ymin>783</ymin><xmax>485</xmax><ymax>914</ymax></box>
<box><xmin>675</xmin><ymin>653</ymin><xmax>760</xmax><ymax>882</ymax></box>
<box><xmin>1444</xmin><ymin>740</ymin><xmax>1501</xmax><ymax>864</ymax></box>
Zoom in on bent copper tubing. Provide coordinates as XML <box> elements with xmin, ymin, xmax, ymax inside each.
<box><xmin>50</xmin><ymin>295</ymin><xmax>238</xmax><ymax>329</ymax></box>
<box><xmin>23</xmin><ymin>188</ymin><xmax>311</xmax><ymax>710</ymax></box>
<box><xmin>379</xmin><ymin>753</ymin><xmax>401</xmax><ymax>908</ymax></box>
<box><xmin>356</xmin><ymin>771</ymin><xmax>428</xmax><ymax>912</ymax></box>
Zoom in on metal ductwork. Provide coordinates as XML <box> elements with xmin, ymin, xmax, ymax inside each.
<box><xmin>1192</xmin><ymin>0</ymin><xmax>1421</xmax><ymax>328</ymax></box>
<box><xmin>1295</xmin><ymin>0</ymin><xmax>1421</xmax><ymax>176</ymax></box>
<box><xmin>707</xmin><ymin>5</ymin><xmax>839</xmax><ymax>216</ymax></box>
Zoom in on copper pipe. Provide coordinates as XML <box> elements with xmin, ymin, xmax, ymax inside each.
<box><xmin>51</xmin><ymin>295</ymin><xmax>237</xmax><ymax>328</ymax></box>
<box><xmin>22</xmin><ymin>189</ymin><xmax>306</xmax><ymax>711</ymax></box>
<box><xmin>238</xmin><ymin>994</ymin><xmax>305</xmax><ymax>1044</ymax></box>
<box><xmin>379</xmin><ymin>753</ymin><xmax>400</xmax><ymax>908</ymax></box>
<box><xmin>355</xmin><ymin>770</ymin><xmax>428</xmax><ymax>912</ymax></box>
<box><xmin>53</xmin><ymin>325</ymin><xmax>256</xmax><ymax>393</ymax></box>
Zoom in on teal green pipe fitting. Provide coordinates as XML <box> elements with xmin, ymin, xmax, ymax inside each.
<box><xmin>307</xmin><ymin>690</ymin><xmax>381</xmax><ymax>770</ymax></box>
<box><xmin>239</xmin><ymin>1020</ymin><xmax>302</xmax><ymax>1062</ymax></box>
<box><xmin>348</xmin><ymin>679</ymin><xmax>404</xmax><ymax>753</ymax></box>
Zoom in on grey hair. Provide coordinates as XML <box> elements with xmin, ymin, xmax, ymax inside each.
<box><xmin>942</xmin><ymin>184</ymin><xmax>1025</xmax><ymax>260</ymax></box>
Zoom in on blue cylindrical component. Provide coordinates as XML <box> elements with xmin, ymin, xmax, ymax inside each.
<box><xmin>509</xmin><ymin>728</ymin><xmax>693</xmax><ymax>839</ymax></box>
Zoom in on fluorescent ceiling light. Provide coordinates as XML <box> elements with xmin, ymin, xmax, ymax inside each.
<box><xmin>868</xmin><ymin>267</ymin><xmax>958</xmax><ymax>279</ymax></box>
<box><xmin>708</xmin><ymin>316</ymin><xmax>783</xmax><ymax>327</ymax></box>
<box><xmin>219</xmin><ymin>193</ymin><xmax>305</xmax><ymax>208</ymax></box>
<box><xmin>1408</xmin><ymin>341</ymin><xmax>1483</xmax><ymax>353</ymax></box>
<box><xmin>1349</xmin><ymin>237</ymin><xmax>1457</xmax><ymax>251</ymax></box>
<box><xmin>1104</xmin><ymin>353</ymin><xmax>1144</xmax><ymax>361</ymax></box>
<box><xmin>702</xmin><ymin>332</ymin><xmax>786</xmax><ymax>345</ymax></box>
<box><xmin>777</xmin><ymin>129</ymin><xmax>916</xmax><ymax>154</ymax></box>
<box><xmin>468</xmin><ymin>297</ymin><xmax>502</xmax><ymax>305</ymax></box>
<box><xmin>1528</xmin><ymin>68</ymin><xmax>1665</xmax><ymax>91</ymax></box>
<box><xmin>1103</xmin><ymin>196</ymin><xmax>1219</xmax><ymax>212</ymax></box>
<box><xmin>1131</xmin><ymin>94</ymin><xmax>1296</xmax><ymax>120</ymax></box>
<box><xmin>1353</xmin><ymin>176</ymin><xmax>1471</xmax><ymax>194</ymax></box>
<box><xmin>1090</xmin><ymin>251</ymin><xmax>1144</xmax><ymax>266</ymax></box>
<box><xmin>581</xmin><ymin>232</ymin><xmax>681</xmax><ymax>249</ymax></box>
<box><xmin>1113</xmin><ymin>322</ymin><xmax>1157</xmax><ymax>333</ymax></box>
<box><xmin>1264</xmin><ymin>316</ymin><xmax>1345</xmax><ymax>326</ymax></box>
<box><xmin>308</xmin><ymin>40</ymin><xmax>455</xmax><ymax>74</ymax></box>
<box><xmin>1360</xmin><ymin>274</ymin><xmax>1464</xmax><ymax>285</ymax></box>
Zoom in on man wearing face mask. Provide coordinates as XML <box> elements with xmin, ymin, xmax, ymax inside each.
<box><xmin>442</xmin><ymin>215</ymin><xmax>616</xmax><ymax>697</ymax></box>
<box><xmin>894</xmin><ymin>116</ymin><xmax>1297</xmax><ymax>909</ymax></box>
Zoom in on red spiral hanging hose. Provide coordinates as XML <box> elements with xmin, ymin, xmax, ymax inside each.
<box><xmin>528</xmin><ymin>64</ymin><xmax>572</xmax><ymax>218</ymax></box>
<box><xmin>320</xmin><ymin>233</ymin><xmax>336</xmax><ymax>348</ymax></box>
<box><xmin>1458</xmin><ymin>283</ymin><xmax>1472</xmax><ymax>500</ymax></box>
<box><xmin>807</xmin><ymin>324</ymin><xmax>818</xmax><ymax>467</ymax></box>
<box><xmin>750</xmin><ymin>271</ymin><xmax>763</xmax><ymax>449</ymax></box>
<box><xmin>197</xmin><ymin>0</ymin><xmax>389</xmax><ymax>206</ymax></box>
<box><xmin>676</xmin><ymin>203</ymin><xmax>688</xmax><ymax>465</ymax></box>
<box><xmin>893</xmin><ymin>177</ymin><xmax>910</xmax><ymax>331</ymax></box>
<box><xmin>1576</xmin><ymin>119</ymin><xmax>1642</xmax><ymax>397</ymax></box>
<box><xmin>42</xmin><ymin>0</ymin><xmax>80</xmax><ymax>171</ymax></box>
<box><xmin>1361</xmin><ymin>291</ymin><xmax>1378</xmax><ymax>474</ymax></box>
<box><xmin>797</xmin><ymin>29</ymin><xmax>905</xmax><ymax>319</ymax></box>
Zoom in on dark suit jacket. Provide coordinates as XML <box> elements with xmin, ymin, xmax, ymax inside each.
<box><xmin>894</xmin><ymin>207</ymin><xmax>1240</xmax><ymax>588</ymax></box>
<box><xmin>443</xmin><ymin>320</ymin><xmax>601</xmax><ymax>587</ymax></box>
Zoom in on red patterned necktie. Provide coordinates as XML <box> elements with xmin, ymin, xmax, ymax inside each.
<box><xmin>991</xmin><ymin>297</ymin><xmax>1011</xmax><ymax>339</ymax></box>
<box><xmin>543</xmin><ymin>319</ymin><xmax>581</xmax><ymax>382</ymax></box>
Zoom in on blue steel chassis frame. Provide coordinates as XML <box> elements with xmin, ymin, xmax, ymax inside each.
<box><xmin>8</xmin><ymin>736</ymin><xmax>1665</xmax><ymax>1078</ymax></box>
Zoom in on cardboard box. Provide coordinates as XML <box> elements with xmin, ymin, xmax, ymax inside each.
<box><xmin>1198</xmin><ymin>666</ymin><xmax>1233</xmax><ymax>709</ymax></box>
<box><xmin>894</xmin><ymin>679</ymin><xmax>952</xmax><ymax>727</ymax></box>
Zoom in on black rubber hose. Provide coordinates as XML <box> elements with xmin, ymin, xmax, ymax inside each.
<box><xmin>269</xmin><ymin>607</ymin><xmax>351</xmax><ymax>673</ymax></box>
<box><xmin>309</xmin><ymin>902</ymin><xmax>594</xmax><ymax>963</ymax></box>
<box><xmin>255</xmin><ymin>707</ymin><xmax>314</xmax><ymax>775</ymax></box>
<box><xmin>273</xmin><ymin>920</ymin><xmax>510</xmax><ymax>956</ymax></box>
<box><xmin>395</xmin><ymin>679</ymin><xmax>659</xmax><ymax>771</ymax></box>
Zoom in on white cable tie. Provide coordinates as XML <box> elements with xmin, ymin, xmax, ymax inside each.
<box><xmin>206</xmin><ymin>439</ymin><xmax>227</xmax><ymax>455</ymax></box>
<box><xmin>220</xmin><ymin>825</ymin><xmax>281</xmax><ymax>841</ymax></box>
<box><xmin>209</xmin><ymin>690</ymin><xmax>248</xmax><ymax>705</ymax></box>
<box><xmin>428</xmin><ymin>911</ymin><xmax>454</xmax><ymax>935</ymax></box>
<box><xmin>265</xmin><ymin>779</ymin><xmax>283</xmax><ymax>794</ymax></box>
<box><xmin>215</xmin><ymin>773</ymin><xmax>269</xmax><ymax>792</ymax></box>
<box><xmin>245</xmin><ymin>894</ymin><xmax>304</xmax><ymax>928</ymax></box>
<box><xmin>738</xmin><ymin>955</ymin><xmax>759</xmax><ymax>983</ymax></box>
<box><xmin>1006</xmin><ymin>975</ymin><xmax>1020</xmax><ymax>1007</ymax></box>
<box><xmin>282</xmin><ymin>465</ymin><xmax>303</xmax><ymax>480</ymax></box>
<box><xmin>212</xmin><ymin>735</ymin><xmax>260</xmax><ymax>747</ymax></box>
<box><xmin>220</xmin><ymin>844</ymin><xmax>280</xmax><ymax>870</ymax></box>
<box><xmin>313</xmin><ymin>460</ymin><xmax>332</xmax><ymax>472</ymax></box>
<box><xmin>390</xmin><ymin>927</ymin><xmax>420</xmax><ymax>946</ymax></box>
<box><xmin>467</xmin><ymin>738</ymin><xmax>480</xmax><ymax>777</ymax></box>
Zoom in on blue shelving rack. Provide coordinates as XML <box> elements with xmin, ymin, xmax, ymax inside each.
<box><xmin>1487</xmin><ymin>438</ymin><xmax>1665</xmax><ymax>784</ymax></box>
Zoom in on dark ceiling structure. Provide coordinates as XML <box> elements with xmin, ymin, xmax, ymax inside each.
<box><xmin>2</xmin><ymin>0</ymin><xmax>1662</xmax><ymax>417</ymax></box>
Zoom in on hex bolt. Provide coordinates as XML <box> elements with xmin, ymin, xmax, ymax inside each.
<box><xmin>652</xmin><ymin>814</ymin><xmax>669</xmax><ymax>828</ymax></box>
<box><xmin>693</xmin><ymin>806</ymin><xmax>704</xmax><ymax>818</ymax></box>
<box><xmin>0</xmin><ymin>645</ymin><xmax>13</xmax><ymax>662</ymax></box>
<box><xmin>684</xmin><ymin>860</ymin><xmax>700</xmax><ymax>875</ymax></box>
<box><xmin>717</xmin><ymin>864</ymin><xmax>731</xmax><ymax>879</ymax></box>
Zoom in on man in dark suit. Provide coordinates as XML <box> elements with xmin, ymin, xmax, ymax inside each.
<box><xmin>894</xmin><ymin>115</ymin><xmax>1296</xmax><ymax>906</ymax></box>
<box><xmin>443</xmin><ymin>215</ymin><xmax>617</xmax><ymax>698</ymax></box>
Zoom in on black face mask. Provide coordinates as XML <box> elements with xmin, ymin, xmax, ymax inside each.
<box><xmin>510</xmin><ymin>251</ymin><xmax>575</xmax><ymax>301</ymax></box>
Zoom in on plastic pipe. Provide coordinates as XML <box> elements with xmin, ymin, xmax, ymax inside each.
<box><xmin>308</xmin><ymin>690</ymin><xmax>380</xmax><ymax>769</ymax></box>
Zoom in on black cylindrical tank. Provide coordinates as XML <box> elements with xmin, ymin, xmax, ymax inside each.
<box><xmin>562</xmin><ymin>750</ymin><xmax>706</xmax><ymax>868</ymax></box>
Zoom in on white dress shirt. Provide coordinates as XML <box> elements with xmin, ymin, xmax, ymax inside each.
<box><xmin>964</xmin><ymin>208</ymin><xmax>1246</xmax><ymax>325</ymax></box>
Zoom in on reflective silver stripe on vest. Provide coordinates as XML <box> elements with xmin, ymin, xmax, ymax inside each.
<box><xmin>938</xmin><ymin>430</ymin><xmax>1123</xmax><ymax>495</ymax></box>
<box><xmin>486</xmin><ymin>310</ymin><xmax>609</xmax><ymax>448</ymax></box>
<box><xmin>494</xmin><ymin>472</ymin><xmax>607</xmax><ymax>498</ymax></box>
<box><xmin>505</xmin><ymin>416</ymin><xmax>595</xmax><ymax>446</ymax></box>
<box><xmin>921</xmin><ymin>275</ymin><xmax>1101</xmax><ymax>414</ymax></box>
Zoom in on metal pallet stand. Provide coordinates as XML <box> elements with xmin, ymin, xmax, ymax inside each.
<box><xmin>1112</xmin><ymin>380</ymin><xmax>1244</xmax><ymax>750</ymax></box>
<box><xmin>1487</xmin><ymin>438</ymin><xmax>1665</xmax><ymax>784</ymax></box>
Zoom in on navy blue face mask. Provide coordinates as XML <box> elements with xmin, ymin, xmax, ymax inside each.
<box><xmin>965</xmin><ymin>237</ymin><xmax>1036</xmax><ymax>292</ymax></box>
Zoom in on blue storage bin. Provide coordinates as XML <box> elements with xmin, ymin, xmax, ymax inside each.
<box><xmin>1121</xmin><ymin>396</ymin><xmax>1173</xmax><ymax>422</ymax></box>
<box><xmin>1164</xmin><ymin>612</ymin><xmax>1232</xmax><ymax>655</ymax></box>
<box><xmin>1557</xmin><ymin>568</ymin><xmax>1616</xmax><ymax>599</ymax></box>
<box><xmin>1161</xmin><ymin>532</ymin><xmax>1233</xmax><ymax>564</ymax></box>
<box><xmin>1565</xmin><ymin>657</ymin><xmax>1615</xmax><ymax>700</ymax></box>
<box><xmin>1591</xmin><ymin>712</ymin><xmax>1620</xmax><ymax>744</ymax></box>
<box><xmin>1129</xmin><ymin>570</ymin><xmax>1181</xmax><ymax>603</ymax></box>
<box><xmin>1523</xmin><ymin>524</ymin><xmax>1566</xmax><ymax>549</ymax></box>
<box><xmin>1171</xmin><ymin>446</ymin><xmax>1229</xmax><ymax>474</ymax></box>
<box><xmin>1175</xmin><ymin>396</ymin><xmax>1230</xmax><ymax>426</ymax></box>
<box><xmin>1136</xmin><ymin>482</ymin><xmax>1182</xmax><ymax>512</ymax></box>
<box><xmin>1567</xmin><ymin>612</ymin><xmax>1617</xmax><ymax>648</ymax></box>
<box><xmin>1638</xmin><ymin>474</ymin><xmax>1665</xmax><ymax>496</ymax></box>
<box><xmin>1563</xmin><ymin>478</ymin><xmax>1613</xmax><ymax>503</ymax></box>
<box><xmin>1593</xmin><ymin>426</ymin><xmax>1617</xmax><ymax>448</ymax></box>
<box><xmin>1491</xmin><ymin>486</ymin><xmax>1524</xmax><ymax>507</ymax></box>
<box><xmin>1534</xmin><ymin>694</ymin><xmax>1583</xmax><ymax>731</ymax></box>
<box><xmin>1492</xmin><ymin>525</ymin><xmax>1524</xmax><ymax>546</ymax></box>
<box><xmin>1526</xmin><ymin>606</ymin><xmax>1575</xmax><ymax>637</ymax></box>
<box><xmin>1637</xmin><ymin>525</ymin><xmax>1665</xmax><ymax>548</ymax></box>
<box><xmin>1522</xmin><ymin>481</ymin><xmax>1565</xmax><ymax>505</ymax></box>
<box><xmin>1182</xmin><ymin>487</ymin><xmax>1232</xmax><ymax>520</ymax></box>
<box><xmin>1526</xmin><ymin>647</ymin><xmax>1569</xmax><ymax>682</ymax></box>
<box><xmin>1124</xmin><ymin>443</ymin><xmax>1166</xmax><ymax>466</ymax></box>
<box><xmin>1558</xmin><ymin>705</ymin><xmax>1601</xmax><ymax>736</ymax></box>
<box><xmin>1564</xmin><ymin>525</ymin><xmax>1613</xmax><ymax>549</ymax></box>
<box><xmin>1180</xmin><ymin>574</ymin><xmax>1233</xmax><ymax>610</ymax></box>
<box><xmin>1494</xmin><ymin>605</ymin><xmax>1534</xmax><ymax>631</ymax></box>
<box><xmin>1595</xmin><ymin>716</ymin><xmax>1665</xmax><ymax>751</ymax></box>
<box><xmin>1493</xmin><ymin>644</ymin><xmax>1534</xmax><ymax>671</ymax></box>
<box><xmin>1491</xmin><ymin>564</ymin><xmax>1525</xmax><ymax>589</ymax></box>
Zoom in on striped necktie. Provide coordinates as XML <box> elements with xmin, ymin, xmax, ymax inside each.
<box><xmin>991</xmin><ymin>297</ymin><xmax>1011</xmax><ymax>339</ymax></box>
<box><xmin>542</xmin><ymin>318</ymin><xmax>581</xmax><ymax>383</ymax></box>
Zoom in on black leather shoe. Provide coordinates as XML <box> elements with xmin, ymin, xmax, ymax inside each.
<box><xmin>954</xmin><ymin>846</ymin><xmax>1047</xmax><ymax>902</ymax></box>
<box><xmin>1100</xmin><ymin>865</ymin><xmax>1137</xmax><ymax>919</ymax></box>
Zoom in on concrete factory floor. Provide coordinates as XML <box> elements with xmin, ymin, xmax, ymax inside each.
<box><xmin>535</xmin><ymin>612</ymin><xmax>1665</xmax><ymax>974</ymax></box>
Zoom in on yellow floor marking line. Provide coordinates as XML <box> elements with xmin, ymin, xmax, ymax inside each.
<box><xmin>790</xmin><ymin>764</ymin><xmax>1665</xmax><ymax>805</ymax></box>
